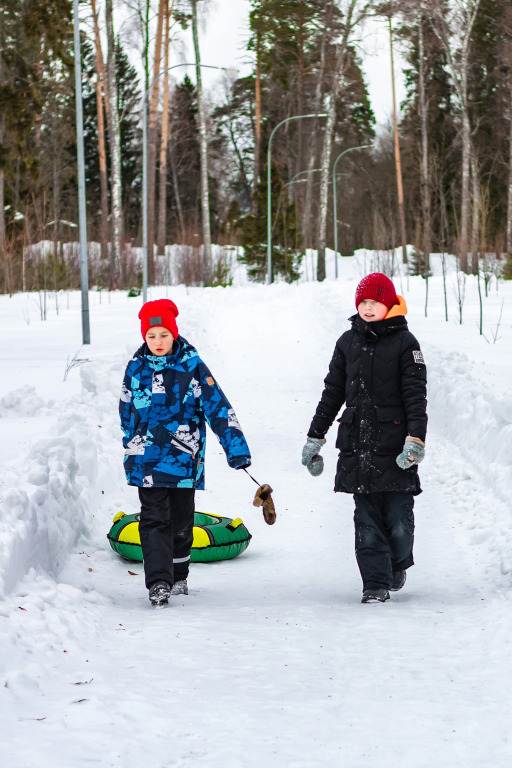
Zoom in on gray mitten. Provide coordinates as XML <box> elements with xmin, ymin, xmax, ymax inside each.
<box><xmin>396</xmin><ymin>439</ymin><xmax>425</xmax><ymax>469</ymax></box>
<box><xmin>307</xmin><ymin>455</ymin><xmax>324</xmax><ymax>476</ymax></box>
<box><xmin>301</xmin><ymin>437</ymin><xmax>326</xmax><ymax>466</ymax></box>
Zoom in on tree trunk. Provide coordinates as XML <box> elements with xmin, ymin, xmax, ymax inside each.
<box><xmin>316</xmin><ymin>0</ymin><xmax>359</xmax><ymax>281</ymax></box>
<box><xmin>507</xmin><ymin>70</ymin><xmax>512</xmax><ymax>254</ymax></box>
<box><xmin>418</xmin><ymin>9</ymin><xmax>430</xmax><ymax>275</ymax></box>
<box><xmin>91</xmin><ymin>0</ymin><xmax>109</xmax><ymax>263</ymax></box>
<box><xmin>389</xmin><ymin>12</ymin><xmax>407</xmax><ymax>267</ymax></box>
<box><xmin>0</xmin><ymin>13</ymin><xmax>4</xmax><ymax>261</ymax></box>
<box><xmin>252</xmin><ymin>32</ymin><xmax>261</xmax><ymax>214</ymax></box>
<box><xmin>170</xmin><ymin>152</ymin><xmax>185</xmax><ymax>242</ymax></box>
<box><xmin>0</xmin><ymin>169</ymin><xmax>4</xmax><ymax>258</ymax></box>
<box><xmin>191</xmin><ymin>0</ymin><xmax>212</xmax><ymax>286</ymax></box>
<box><xmin>459</xmin><ymin>71</ymin><xmax>471</xmax><ymax>273</ymax></box>
<box><xmin>106</xmin><ymin>0</ymin><xmax>123</xmax><ymax>288</ymax></box>
<box><xmin>470</xmin><ymin>145</ymin><xmax>479</xmax><ymax>273</ymax></box>
<box><xmin>157</xmin><ymin>0</ymin><xmax>170</xmax><ymax>255</ymax></box>
<box><xmin>432</xmin><ymin>0</ymin><xmax>480</xmax><ymax>274</ymax></box>
<box><xmin>147</xmin><ymin>0</ymin><xmax>166</xmax><ymax>279</ymax></box>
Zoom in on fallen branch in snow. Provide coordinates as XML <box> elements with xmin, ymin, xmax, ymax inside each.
<box><xmin>63</xmin><ymin>349</ymin><xmax>91</xmax><ymax>381</ymax></box>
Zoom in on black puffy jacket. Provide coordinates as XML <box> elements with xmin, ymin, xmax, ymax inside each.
<box><xmin>308</xmin><ymin>310</ymin><xmax>427</xmax><ymax>495</ymax></box>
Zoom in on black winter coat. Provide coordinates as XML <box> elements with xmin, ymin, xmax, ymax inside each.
<box><xmin>308</xmin><ymin>312</ymin><xmax>427</xmax><ymax>495</ymax></box>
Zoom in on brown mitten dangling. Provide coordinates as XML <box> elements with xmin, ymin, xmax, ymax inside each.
<box><xmin>253</xmin><ymin>483</ymin><xmax>276</xmax><ymax>525</ymax></box>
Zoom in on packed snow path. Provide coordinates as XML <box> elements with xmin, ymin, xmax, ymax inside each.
<box><xmin>1</xmin><ymin>265</ymin><xmax>511</xmax><ymax>767</ymax></box>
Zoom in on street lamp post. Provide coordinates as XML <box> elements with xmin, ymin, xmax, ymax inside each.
<box><xmin>72</xmin><ymin>0</ymin><xmax>90</xmax><ymax>344</ymax></box>
<box><xmin>267</xmin><ymin>114</ymin><xmax>327</xmax><ymax>285</ymax></box>
<box><xmin>332</xmin><ymin>144</ymin><xmax>372</xmax><ymax>278</ymax></box>
<box><xmin>142</xmin><ymin>63</ymin><xmax>237</xmax><ymax>302</ymax></box>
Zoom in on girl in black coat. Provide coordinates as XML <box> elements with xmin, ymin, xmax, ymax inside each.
<box><xmin>302</xmin><ymin>273</ymin><xmax>427</xmax><ymax>603</ymax></box>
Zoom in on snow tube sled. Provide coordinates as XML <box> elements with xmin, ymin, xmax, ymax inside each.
<box><xmin>107</xmin><ymin>511</ymin><xmax>251</xmax><ymax>563</ymax></box>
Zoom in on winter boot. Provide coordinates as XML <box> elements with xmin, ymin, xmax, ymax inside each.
<box><xmin>390</xmin><ymin>570</ymin><xmax>406</xmax><ymax>592</ymax></box>
<box><xmin>149</xmin><ymin>581</ymin><xmax>172</xmax><ymax>606</ymax></box>
<box><xmin>361</xmin><ymin>588</ymin><xmax>390</xmax><ymax>603</ymax></box>
<box><xmin>170</xmin><ymin>579</ymin><xmax>188</xmax><ymax>596</ymax></box>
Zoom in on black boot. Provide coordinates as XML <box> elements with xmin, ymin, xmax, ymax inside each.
<box><xmin>149</xmin><ymin>581</ymin><xmax>171</xmax><ymax>606</ymax></box>
<box><xmin>361</xmin><ymin>588</ymin><xmax>390</xmax><ymax>603</ymax></box>
<box><xmin>390</xmin><ymin>570</ymin><xmax>406</xmax><ymax>592</ymax></box>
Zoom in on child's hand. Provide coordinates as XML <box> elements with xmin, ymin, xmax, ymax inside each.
<box><xmin>301</xmin><ymin>437</ymin><xmax>326</xmax><ymax>466</ymax></box>
<box><xmin>396</xmin><ymin>438</ymin><xmax>425</xmax><ymax>469</ymax></box>
<box><xmin>307</xmin><ymin>455</ymin><xmax>324</xmax><ymax>476</ymax></box>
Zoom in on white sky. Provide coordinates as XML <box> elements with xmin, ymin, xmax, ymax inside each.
<box><xmin>108</xmin><ymin>0</ymin><xmax>407</xmax><ymax>126</ymax></box>
<box><xmin>190</xmin><ymin>0</ymin><xmax>408</xmax><ymax>127</ymax></box>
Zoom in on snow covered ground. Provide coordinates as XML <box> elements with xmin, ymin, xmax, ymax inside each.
<box><xmin>1</xmin><ymin>250</ymin><xmax>512</xmax><ymax>767</ymax></box>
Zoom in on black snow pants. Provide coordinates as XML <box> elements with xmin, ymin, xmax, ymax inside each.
<box><xmin>353</xmin><ymin>491</ymin><xmax>415</xmax><ymax>591</ymax></box>
<box><xmin>138</xmin><ymin>487</ymin><xmax>195</xmax><ymax>589</ymax></box>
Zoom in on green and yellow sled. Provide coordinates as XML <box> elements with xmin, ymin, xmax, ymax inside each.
<box><xmin>107</xmin><ymin>511</ymin><xmax>251</xmax><ymax>564</ymax></box>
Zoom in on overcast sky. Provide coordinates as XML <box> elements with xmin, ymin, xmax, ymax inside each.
<box><xmin>109</xmin><ymin>0</ymin><xmax>407</xmax><ymax>127</ymax></box>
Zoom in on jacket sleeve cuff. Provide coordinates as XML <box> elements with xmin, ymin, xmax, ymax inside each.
<box><xmin>406</xmin><ymin>436</ymin><xmax>425</xmax><ymax>447</ymax></box>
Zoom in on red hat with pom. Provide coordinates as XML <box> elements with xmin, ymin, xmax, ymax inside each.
<box><xmin>355</xmin><ymin>273</ymin><xmax>399</xmax><ymax>310</ymax></box>
<box><xmin>139</xmin><ymin>299</ymin><xmax>179</xmax><ymax>340</ymax></box>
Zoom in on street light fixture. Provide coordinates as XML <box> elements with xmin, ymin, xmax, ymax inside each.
<box><xmin>266</xmin><ymin>114</ymin><xmax>328</xmax><ymax>285</ymax></box>
<box><xmin>142</xmin><ymin>63</ymin><xmax>237</xmax><ymax>302</ymax></box>
<box><xmin>332</xmin><ymin>144</ymin><xmax>372</xmax><ymax>278</ymax></box>
<box><xmin>286</xmin><ymin>168</ymin><xmax>323</xmax><ymax>187</ymax></box>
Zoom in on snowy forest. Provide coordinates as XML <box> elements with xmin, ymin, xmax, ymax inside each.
<box><xmin>2</xmin><ymin>3</ymin><xmax>512</xmax><ymax>765</ymax></box>
<box><xmin>2</xmin><ymin>0</ymin><xmax>512</xmax><ymax>292</ymax></box>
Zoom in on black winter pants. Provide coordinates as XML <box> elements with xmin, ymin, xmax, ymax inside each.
<box><xmin>138</xmin><ymin>487</ymin><xmax>195</xmax><ymax>589</ymax></box>
<box><xmin>353</xmin><ymin>491</ymin><xmax>415</xmax><ymax>591</ymax></box>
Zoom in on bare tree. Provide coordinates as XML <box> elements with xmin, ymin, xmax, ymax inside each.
<box><xmin>157</xmin><ymin>0</ymin><xmax>171</xmax><ymax>255</ymax></box>
<box><xmin>191</xmin><ymin>0</ymin><xmax>212</xmax><ymax>285</ymax></box>
<box><xmin>0</xmin><ymin>9</ymin><xmax>5</xmax><ymax>268</ymax></box>
<box><xmin>503</xmin><ymin>8</ymin><xmax>512</xmax><ymax>255</ymax></box>
<box><xmin>302</xmin><ymin>1</ymin><xmax>333</xmax><ymax>249</ymax></box>
<box><xmin>106</xmin><ymin>0</ymin><xmax>123</xmax><ymax>286</ymax></box>
<box><xmin>430</xmin><ymin>0</ymin><xmax>481</xmax><ymax>274</ymax></box>
<box><xmin>147</xmin><ymin>0</ymin><xmax>166</xmax><ymax>279</ymax></box>
<box><xmin>316</xmin><ymin>0</ymin><xmax>370</xmax><ymax>281</ymax></box>
<box><xmin>418</xmin><ymin>2</ymin><xmax>430</xmax><ymax>274</ymax></box>
<box><xmin>90</xmin><ymin>0</ymin><xmax>110</xmax><ymax>263</ymax></box>
<box><xmin>388</xmin><ymin>5</ymin><xmax>407</xmax><ymax>266</ymax></box>
<box><xmin>252</xmin><ymin>30</ymin><xmax>262</xmax><ymax>214</ymax></box>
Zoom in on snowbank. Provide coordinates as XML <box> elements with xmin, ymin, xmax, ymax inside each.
<box><xmin>0</xmin><ymin>251</ymin><xmax>511</xmax><ymax>597</ymax></box>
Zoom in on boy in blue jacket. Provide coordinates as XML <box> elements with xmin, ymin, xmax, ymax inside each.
<box><xmin>120</xmin><ymin>299</ymin><xmax>251</xmax><ymax>605</ymax></box>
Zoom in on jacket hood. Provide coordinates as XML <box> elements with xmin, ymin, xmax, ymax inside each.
<box><xmin>385</xmin><ymin>295</ymin><xmax>407</xmax><ymax>319</ymax></box>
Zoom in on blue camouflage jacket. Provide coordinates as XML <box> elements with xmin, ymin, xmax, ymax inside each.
<box><xmin>119</xmin><ymin>336</ymin><xmax>251</xmax><ymax>489</ymax></box>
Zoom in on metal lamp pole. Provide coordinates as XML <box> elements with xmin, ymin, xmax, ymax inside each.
<box><xmin>332</xmin><ymin>144</ymin><xmax>372</xmax><ymax>278</ymax></box>
<box><xmin>266</xmin><ymin>114</ymin><xmax>327</xmax><ymax>285</ymax></box>
<box><xmin>142</xmin><ymin>63</ymin><xmax>237</xmax><ymax>303</ymax></box>
<box><xmin>72</xmin><ymin>0</ymin><xmax>90</xmax><ymax>344</ymax></box>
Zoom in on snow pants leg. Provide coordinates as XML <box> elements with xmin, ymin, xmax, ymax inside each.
<box><xmin>138</xmin><ymin>487</ymin><xmax>195</xmax><ymax>589</ymax></box>
<box><xmin>353</xmin><ymin>491</ymin><xmax>415</xmax><ymax>591</ymax></box>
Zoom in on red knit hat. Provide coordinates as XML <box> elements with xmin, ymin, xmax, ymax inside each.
<box><xmin>139</xmin><ymin>299</ymin><xmax>179</xmax><ymax>340</ymax></box>
<box><xmin>355</xmin><ymin>273</ymin><xmax>399</xmax><ymax>310</ymax></box>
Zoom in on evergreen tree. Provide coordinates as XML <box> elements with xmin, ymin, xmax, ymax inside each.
<box><xmin>167</xmin><ymin>76</ymin><xmax>201</xmax><ymax>241</ymax></box>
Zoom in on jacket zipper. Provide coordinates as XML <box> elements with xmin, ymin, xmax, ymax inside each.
<box><xmin>168</xmin><ymin>430</ymin><xmax>196</xmax><ymax>459</ymax></box>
